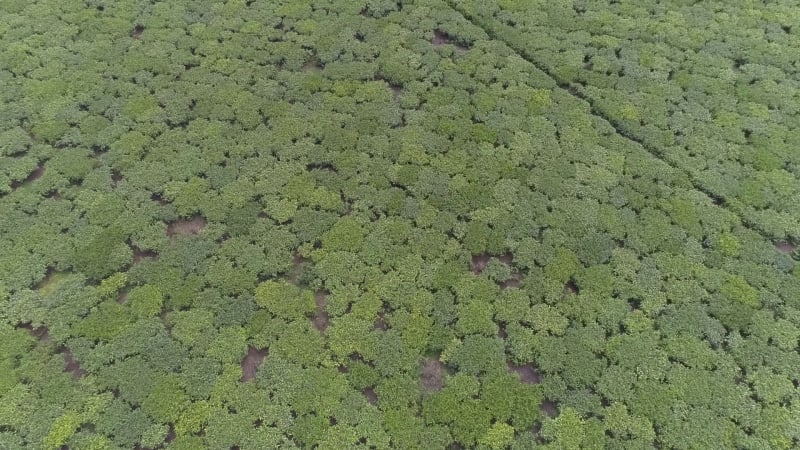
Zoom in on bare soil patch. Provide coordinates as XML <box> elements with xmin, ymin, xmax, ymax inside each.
<box><xmin>159</xmin><ymin>306</ymin><xmax>170</xmax><ymax>324</ymax></box>
<box><xmin>240</xmin><ymin>346</ymin><xmax>268</xmax><ymax>382</ymax></box>
<box><xmin>497</xmin><ymin>323</ymin><xmax>508</xmax><ymax>339</ymax></box>
<box><xmin>471</xmin><ymin>253</ymin><xmax>492</xmax><ymax>274</ymax></box>
<box><xmin>35</xmin><ymin>269</ymin><xmax>57</xmax><ymax>290</ymax></box>
<box><xmin>775</xmin><ymin>241</ymin><xmax>797</xmax><ymax>254</ymax></box>
<box><xmin>111</xmin><ymin>170</ymin><xmax>123</xmax><ymax>187</ymax></box>
<box><xmin>62</xmin><ymin>348</ymin><xmax>87</xmax><ymax>379</ymax></box>
<box><xmin>362</xmin><ymin>387</ymin><xmax>378</xmax><ymax>405</ymax></box>
<box><xmin>472</xmin><ymin>252</ymin><xmax>515</xmax><ymax>274</ymax></box>
<box><xmin>497</xmin><ymin>253</ymin><xmax>513</xmax><ymax>265</ymax></box>
<box><xmin>302</xmin><ymin>61</ymin><xmax>323</xmax><ymax>73</ymax></box>
<box><xmin>373</xmin><ymin>311</ymin><xmax>388</xmax><ymax>331</ymax></box>
<box><xmin>500</xmin><ymin>272</ymin><xmax>522</xmax><ymax>289</ymax></box>
<box><xmin>306</xmin><ymin>162</ymin><xmax>336</xmax><ymax>172</ymax></box>
<box><xmin>11</xmin><ymin>166</ymin><xmax>45</xmax><ymax>189</ymax></box>
<box><xmin>16</xmin><ymin>322</ymin><xmax>51</xmax><ymax>342</ymax></box>
<box><xmin>35</xmin><ymin>269</ymin><xmax>67</xmax><ymax>296</ymax></box>
<box><xmin>421</xmin><ymin>357</ymin><xmax>445</xmax><ymax>392</ymax></box>
<box><xmin>432</xmin><ymin>30</ymin><xmax>469</xmax><ymax>52</ymax></box>
<box><xmin>287</xmin><ymin>252</ymin><xmax>307</xmax><ymax>285</ymax></box>
<box><xmin>432</xmin><ymin>30</ymin><xmax>451</xmax><ymax>46</ymax></box>
<box><xmin>563</xmin><ymin>280</ymin><xmax>579</xmax><ymax>296</ymax></box>
<box><xmin>508</xmin><ymin>362</ymin><xmax>541</xmax><ymax>384</ymax></box>
<box><xmin>132</xmin><ymin>246</ymin><xmax>158</xmax><ymax>264</ymax></box>
<box><xmin>151</xmin><ymin>192</ymin><xmax>170</xmax><ymax>206</ymax></box>
<box><xmin>312</xmin><ymin>290</ymin><xmax>330</xmax><ymax>332</ymax></box>
<box><xmin>131</xmin><ymin>25</ymin><xmax>144</xmax><ymax>39</ymax></box>
<box><xmin>166</xmin><ymin>215</ymin><xmax>206</xmax><ymax>239</ymax></box>
<box><xmin>540</xmin><ymin>399</ymin><xmax>558</xmax><ymax>418</ymax></box>
<box><xmin>374</xmin><ymin>75</ymin><xmax>403</xmax><ymax>97</ymax></box>
<box><xmin>135</xmin><ymin>425</ymin><xmax>175</xmax><ymax>450</ymax></box>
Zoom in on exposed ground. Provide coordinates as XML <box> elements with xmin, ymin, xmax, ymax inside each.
<box><xmin>240</xmin><ymin>346</ymin><xmax>268</xmax><ymax>382</ymax></box>
<box><xmin>166</xmin><ymin>215</ymin><xmax>206</xmax><ymax>239</ymax></box>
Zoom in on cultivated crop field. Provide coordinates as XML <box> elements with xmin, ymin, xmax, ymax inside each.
<box><xmin>1</xmin><ymin>1</ymin><xmax>798</xmax><ymax>449</ymax></box>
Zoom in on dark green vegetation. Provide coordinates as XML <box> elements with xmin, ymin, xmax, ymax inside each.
<box><xmin>1</xmin><ymin>0</ymin><xmax>798</xmax><ymax>449</ymax></box>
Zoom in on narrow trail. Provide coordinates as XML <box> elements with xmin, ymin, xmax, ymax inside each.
<box><xmin>444</xmin><ymin>1</ymin><xmax>782</xmax><ymax>244</ymax></box>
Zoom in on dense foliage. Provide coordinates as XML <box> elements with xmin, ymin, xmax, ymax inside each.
<box><xmin>1</xmin><ymin>0</ymin><xmax>798</xmax><ymax>449</ymax></box>
<box><xmin>455</xmin><ymin>0</ymin><xmax>800</xmax><ymax>240</ymax></box>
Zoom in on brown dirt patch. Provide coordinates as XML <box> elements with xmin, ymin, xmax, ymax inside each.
<box><xmin>471</xmin><ymin>252</ymin><xmax>515</xmax><ymax>275</ymax></box>
<box><xmin>497</xmin><ymin>324</ymin><xmax>508</xmax><ymax>339</ymax></box>
<box><xmin>373</xmin><ymin>311</ymin><xmax>388</xmax><ymax>331</ymax></box>
<box><xmin>374</xmin><ymin>75</ymin><xmax>403</xmax><ymax>97</ymax></box>
<box><xmin>159</xmin><ymin>306</ymin><xmax>170</xmax><ymax>324</ymax></box>
<box><xmin>287</xmin><ymin>252</ymin><xmax>307</xmax><ymax>284</ymax></box>
<box><xmin>34</xmin><ymin>269</ymin><xmax>67</xmax><ymax>296</ymax></box>
<box><xmin>470</xmin><ymin>254</ymin><xmax>492</xmax><ymax>274</ymax></box>
<box><xmin>11</xmin><ymin>166</ymin><xmax>45</xmax><ymax>190</ymax></box>
<box><xmin>362</xmin><ymin>387</ymin><xmax>378</xmax><ymax>405</ymax></box>
<box><xmin>500</xmin><ymin>272</ymin><xmax>522</xmax><ymax>289</ymax></box>
<box><xmin>775</xmin><ymin>241</ymin><xmax>797</xmax><ymax>254</ymax></box>
<box><xmin>312</xmin><ymin>290</ymin><xmax>330</xmax><ymax>332</ymax></box>
<box><xmin>302</xmin><ymin>61</ymin><xmax>322</xmax><ymax>73</ymax></box>
<box><xmin>26</xmin><ymin>166</ymin><xmax>44</xmax><ymax>181</ymax></box>
<box><xmin>16</xmin><ymin>322</ymin><xmax>51</xmax><ymax>342</ymax></box>
<box><xmin>34</xmin><ymin>269</ymin><xmax>57</xmax><ymax>290</ymax></box>
<box><xmin>117</xmin><ymin>290</ymin><xmax>129</xmax><ymax>304</ymax></box>
<box><xmin>111</xmin><ymin>170</ymin><xmax>123</xmax><ymax>187</ymax></box>
<box><xmin>166</xmin><ymin>215</ymin><xmax>206</xmax><ymax>239</ymax></box>
<box><xmin>431</xmin><ymin>30</ymin><xmax>469</xmax><ymax>52</ymax></box>
<box><xmin>132</xmin><ymin>246</ymin><xmax>158</xmax><ymax>264</ymax></box>
<box><xmin>508</xmin><ymin>362</ymin><xmax>541</xmax><ymax>384</ymax></box>
<box><xmin>131</xmin><ymin>24</ymin><xmax>144</xmax><ymax>39</ymax></box>
<box><xmin>421</xmin><ymin>357</ymin><xmax>445</xmax><ymax>392</ymax></box>
<box><xmin>432</xmin><ymin>30</ymin><xmax>451</xmax><ymax>46</ymax></box>
<box><xmin>135</xmin><ymin>425</ymin><xmax>176</xmax><ymax>450</ymax></box>
<box><xmin>240</xmin><ymin>346</ymin><xmax>268</xmax><ymax>382</ymax></box>
<box><xmin>540</xmin><ymin>399</ymin><xmax>558</xmax><ymax>418</ymax></box>
<box><xmin>62</xmin><ymin>348</ymin><xmax>87</xmax><ymax>379</ymax></box>
<box><xmin>563</xmin><ymin>280</ymin><xmax>579</xmax><ymax>296</ymax></box>
<box><xmin>151</xmin><ymin>192</ymin><xmax>170</xmax><ymax>206</ymax></box>
<box><xmin>306</xmin><ymin>162</ymin><xmax>336</xmax><ymax>172</ymax></box>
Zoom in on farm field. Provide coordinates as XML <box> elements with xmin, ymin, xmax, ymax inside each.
<box><xmin>1</xmin><ymin>1</ymin><xmax>798</xmax><ymax>449</ymax></box>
